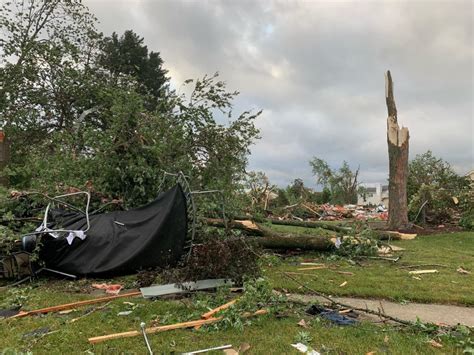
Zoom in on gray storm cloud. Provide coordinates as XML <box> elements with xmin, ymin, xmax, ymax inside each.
<box><xmin>85</xmin><ymin>0</ymin><xmax>473</xmax><ymax>187</ymax></box>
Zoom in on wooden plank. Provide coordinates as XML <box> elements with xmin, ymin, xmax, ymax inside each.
<box><xmin>297</xmin><ymin>266</ymin><xmax>327</xmax><ymax>271</ymax></box>
<box><xmin>89</xmin><ymin>317</ymin><xmax>222</xmax><ymax>344</ymax></box>
<box><xmin>11</xmin><ymin>291</ymin><xmax>141</xmax><ymax>318</ymax></box>
<box><xmin>88</xmin><ymin>309</ymin><xmax>268</xmax><ymax>344</ymax></box>
<box><xmin>408</xmin><ymin>270</ymin><xmax>438</xmax><ymax>275</ymax></box>
<box><xmin>140</xmin><ymin>279</ymin><xmax>233</xmax><ymax>298</ymax></box>
<box><xmin>201</xmin><ymin>299</ymin><xmax>238</xmax><ymax>319</ymax></box>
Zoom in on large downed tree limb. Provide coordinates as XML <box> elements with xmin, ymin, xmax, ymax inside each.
<box><xmin>377</xmin><ymin>231</ymin><xmax>417</xmax><ymax>240</ymax></box>
<box><xmin>248</xmin><ymin>235</ymin><xmax>334</xmax><ymax>251</ymax></box>
<box><xmin>204</xmin><ymin>218</ymin><xmax>265</xmax><ymax>236</ymax></box>
<box><xmin>10</xmin><ymin>291</ymin><xmax>141</xmax><ymax>319</ymax></box>
<box><xmin>203</xmin><ymin>218</ymin><xmax>334</xmax><ymax>251</ymax></box>
<box><xmin>264</xmin><ymin>218</ymin><xmax>350</xmax><ymax>233</ymax></box>
<box><xmin>204</xmin><ymin>218</ymin><xmax>415</xmax><ymax>243</ymax></box>
<box><xmin>232</xmin><ymin>216</ymin><xmax>349</xmax><ymax>233</ymax></box>
<box><xmin>385</xmin><ymin>71</ymin><xmax>410</xmax><ymax>229</ymax></box>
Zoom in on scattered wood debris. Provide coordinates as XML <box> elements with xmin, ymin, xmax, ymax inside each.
<box><xmin>11</xmin><ymin>291</ymin><xmax>141</xmax><ymax>319</ymax></box>
<box><xmin>338</xmin><ymin>309</ymin><xmax>352</xmax><ymax>314</ymax></box>
<box><xmin>297</xmin><ymin>266</ymin><xmax>327</xmax><ymax>271</ymax></box>
<box><xmin>408</xmin><ymin>270</ymin><xmax>439</xmax><ymax>275</ymax></box>
<box><xmin>457</xmin><ymin>267</ymin><xmax>471</xmax><ymax>275</ymax></box>
<box><xmin>201</xmin><ymin>298</ymin><xmax>238</xmax><ymax>319</ymax></box>
<box><xmin>183</xmin><ymin>344</ymin><xmax>233</xmax><ymax>354</ymax></box>
<box><xmin>297</xmin><ymin>319</ymin><xmax>310</xmax><ymax>328</ymax></box>
<box><xmin>335</xmin><ymin>271</ymin><xmax>355</xmax><ymax>276</ymax></box>
<box><xmin>300</xmin><ymin>262</ymin><xmax>325</xmax><ymax>266</ymax></box>
<box><xmin>428</xmin><ymin>339</ymin><xmax>443</xmax><ymax>348</ymax></box>
<box><xmin>378</xmin><ymin>245</ymin><xmax>405</xmax><ymax>255</ymax></box>
<box><xmin>88</xmin><ymin>309</ymin><xmax>268</xmax><ymax>344</ymax></box>
<box><xmin>222</xmin><ymin>343</ymin><xmax>251</xmax><ymax>355</ymax></box>
<box><xmin>69</xmin><ymin>302</ymin><xmax>111</xmax><ymax>323</ymax></box>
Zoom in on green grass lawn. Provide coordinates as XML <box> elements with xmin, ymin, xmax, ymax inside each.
<box><xmin>0</xmin><ymin>229</ymin><xmax>472</xmax><ymax>354</ymax></box>
<box><xmin>0</xmin><ymin>287</ymin><xmax>463</xmax><ymax>354</ymax></box>
<box><xmin>264</xmin><ymin>230</ymin><xmax>474</xmax><ymax>305</ymax></box>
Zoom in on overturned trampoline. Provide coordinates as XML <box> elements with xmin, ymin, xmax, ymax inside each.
<box><xmin>0</xmin><ymin>172</ymin><xmax>207</xmax><ymax>279</ymax></box>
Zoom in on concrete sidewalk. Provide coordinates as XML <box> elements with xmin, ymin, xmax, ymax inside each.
<box><xmin>288</xmin><ymin>294</ymin><xmax>474</xmax><ymax>326</ymax></box>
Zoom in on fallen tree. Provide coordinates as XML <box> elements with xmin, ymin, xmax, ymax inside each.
<box><xmin>204</xmin><ymin>218</ymin><xmax>265</xmax><ymax>236</ymax></box>
<box><xmin>202</xmin><ymin>218</ymin><xmax>334</xmax><ymax>251</ymax></box>
<box><xmin>263</xmin><ymin>218</ymin><xmax>349</xmax><ymax>233</ymax></box>
<box><xmin>377</xmin><ymin>231</ymin><xmax>417</xmax><ymax>240</ymax></box>
<box><xmin>203</xmin><ymin>218</ymin><xmax>416</xmax><ymax>243</ymax></box>
<box><xmin>232</xmin><ymin>216</ymin><xmax>349</xmax><ymax>233</ymax></box>
<box><xmin>248</xmin><ymin>235</ymin><xmax>334</xmax><ymax>251</ymax></box>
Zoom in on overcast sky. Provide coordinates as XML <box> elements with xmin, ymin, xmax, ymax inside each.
<box><xmin>85</xmin><ymin>0</ymin><xmax>473</xmax><ymax>188</ymax></box>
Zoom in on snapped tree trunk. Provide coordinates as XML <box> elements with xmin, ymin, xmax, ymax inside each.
<box><xmin>385</xmin><ymin>71</ymin><xmax>409</xmax><ymax>229</ymax></box>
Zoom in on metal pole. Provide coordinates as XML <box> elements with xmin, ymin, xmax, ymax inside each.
<box><xmin>140</xmin><ymin>322</ymin><xmax>153</xmax><ymax>355</ymax></box>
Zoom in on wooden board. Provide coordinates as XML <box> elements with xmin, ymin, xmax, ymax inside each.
<box><xmin>11</xmin><ymin>291</ymin><xmax>141</xmax><ymax>318</ymax></box>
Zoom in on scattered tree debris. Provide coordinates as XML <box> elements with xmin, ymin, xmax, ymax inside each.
<box><xmin>456</xmin><ymin>267</ymin><xmax>471</xmax><ymax>275</ymax></box>
<box><xmin>69</xmin><ymin>302</ymin><xmax>111</xmax><ymax>323</ymax></box>
<box><xmin>201</xmin><ymin>298</ymin><xmax>239</xmax><ymax>319</ymax></box>
<box><xmin>297</xmin><ymin>319</ymin><xmax>310</xmax><ymax>329</ymax></box>
<box><xmin>408</xmin><ymin>270</ymin><xmax>439</xmax><ymax>275</ymax></box>
<box><xmin>283</xmin><ymin>272</ymin><xmax>412</xmax><ymax>325</ymax></box>
<box><xmin>10</xmin><ymin>291</ymin><xmax>141</xmax><ymax>319</ymax></box>
<box><xmin>297</xmin><ymin>266</ymin><xmax>327</xmax><ymax>271</ymax></box>
<box><xmin>88</xmin><ymin>309</ymin><xmax>268</xmax><ymax>344</ymax></box>
<box><xmin>249</xmin><ymin>235</ymin><xmax>334</xmax><ymax>251</ymax></box>
<box><xmin>428</xmin><ymin>339</ymin><xmax>443</xmax><ymax>348</ymax></box>
<box><xmin>183</xmin><ymin>344</ymin><xmax>233</xmax><ymax>355</ymax></box>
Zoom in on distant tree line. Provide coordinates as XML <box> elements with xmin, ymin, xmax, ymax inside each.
<box><xmin>245</xmin><ymin>151</ymin><xmax>472</xmax><ymax>228</ymax></box>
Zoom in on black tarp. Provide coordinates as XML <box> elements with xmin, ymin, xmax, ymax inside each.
<box><xmin>37</xmin><ymin>184</ymin><xmax>188</xmax><ymax>277</ymax></box>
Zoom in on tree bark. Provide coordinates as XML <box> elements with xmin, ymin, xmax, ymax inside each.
<box><xmin>385</xmin><ymin>71</ymin><xmax>410</xmax><ymax>230</ymax></box>
<box><xmin>202</xmin><ymin>218</ymin><xmax>334</xmax><ymax>251</ymax></box>
<box><xmin>219</xmin><ymin>217</ymin><xmax>416</xmax><ymax>240</ymax></box>
<box><xmin>263</xmin><ymin>218</ymin><xmax>350</xmax><ymax>233</ymax></box>
<box><xmin>248</xmin><ymin>235</ymin><xmax>334</xmax><ymax>251</ymax></box>
<box><xmin>203</xmin><ymin>218</ymin><xmax>265</xmax><ymax>236</ymax></box>
<box><xmin>203</xmin><ymin>218</ymin><xmax>415</xmax><ymax>248</ymax></box>
<box><xmin>232</xmin><ymin>216</ymin><xmax>349</xmax><ymax>233</ymax></box>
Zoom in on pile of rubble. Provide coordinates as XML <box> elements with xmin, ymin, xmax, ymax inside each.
<box><xmin>283</xmin><ymin>203</ymin><xmax>389</xmax><ymax>222</ymax></box>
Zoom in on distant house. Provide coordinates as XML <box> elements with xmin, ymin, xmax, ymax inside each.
<box><xmin>357</xmin><ymin>183</ymin><xmax>389</xmax><ymax>206</ymax></box>
<box><xmin>466</xmin><ymin>170</ymin><xmax>474</xmax><ymax>181</ymax></box>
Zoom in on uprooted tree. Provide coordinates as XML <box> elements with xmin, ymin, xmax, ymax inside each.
<box><xmin>385</xmin><ymin>71</ymin><xmax>409</xmax><ymax>229</ymax></box>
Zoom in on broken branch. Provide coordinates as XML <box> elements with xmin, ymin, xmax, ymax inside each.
<box><xmin>283</xmin><ymin>272</ymin><xmax>411</xmax><ymax>325</ymax></box>
<box><xmin>88</xmin><ymin>309</ymin><xmax>268</xmax><ymax>344</ymax></box>
<box><xmin>10</xmin><ymin>291</ymin><xmax>141</xmax><ymax>319</ymax></box>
